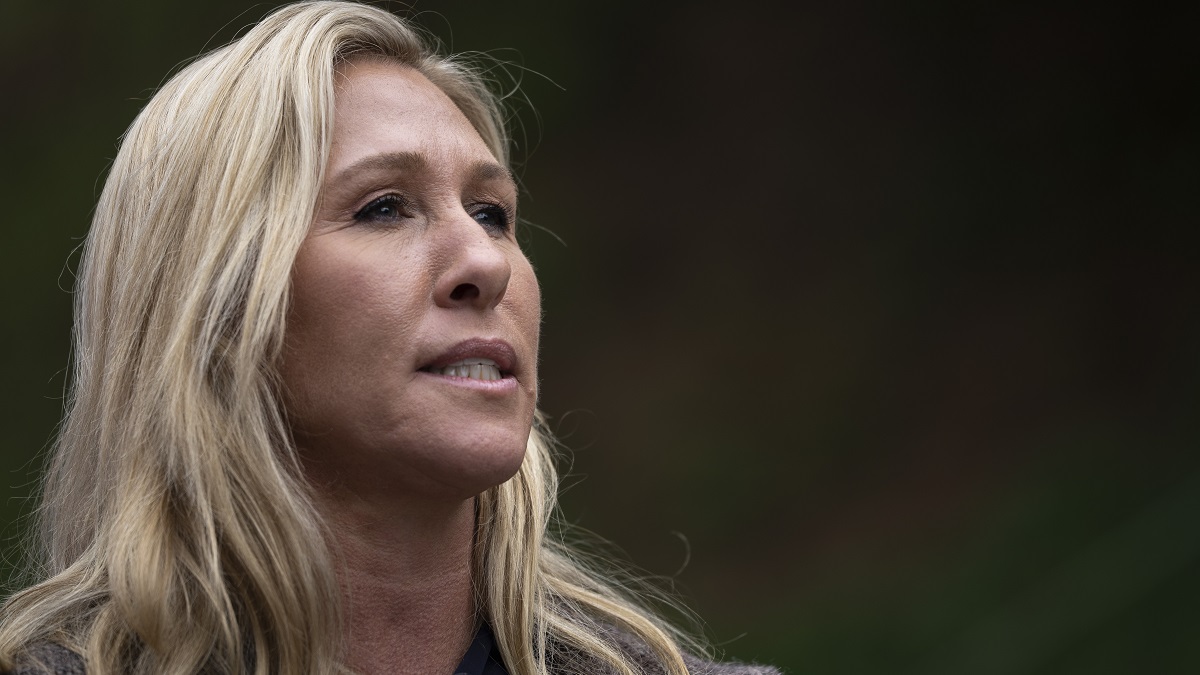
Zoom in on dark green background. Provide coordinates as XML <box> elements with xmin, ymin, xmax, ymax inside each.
<box><xmin>2</xmin><ymin>2</ymin><xmax>1198</xmax><ymax>673</ymax></box>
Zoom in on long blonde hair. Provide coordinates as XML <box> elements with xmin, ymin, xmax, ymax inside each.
<box><xmin>0</xmin><ymin>2</ymin><xmax>695</xmax><ymax>674</ymax></box>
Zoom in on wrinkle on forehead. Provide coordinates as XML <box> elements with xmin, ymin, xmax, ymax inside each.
<box><xmin>327</xmin><ymin>58</ymin><xmax>498</xmax><ymax>174</ymax></box>
<box><xmin>329</xmin><ymin>151</ymin><xmax>512</xmax><ymax>190</ymax></box>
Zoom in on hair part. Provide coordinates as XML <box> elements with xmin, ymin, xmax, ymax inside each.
<box><xmin>0</xmin><ymin>2</ymin><xmax>697</xmax><ymax>674</ymax></box>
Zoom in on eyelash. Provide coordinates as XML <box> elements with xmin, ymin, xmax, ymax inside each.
<box><xmin>353</xmin><ymin>194</ymin><xmax>410</xmax><ymax>223</ymax></box>
<box><xmin>353</xmin><ymin>194</ymin><xmax>514</xmax><ymax>234</ymax></box>
<box><xmin>469</xmin><ymin>203</ymin><xmax>514</xmax><ymax>234</ymax></box>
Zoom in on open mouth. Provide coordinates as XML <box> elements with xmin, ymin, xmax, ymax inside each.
<box><xmin>421</xmin><ymin>358</ymin><xmax>506</xmax><ymax>382</ymax></box>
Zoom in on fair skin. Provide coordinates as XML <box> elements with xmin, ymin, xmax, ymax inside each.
<box><xmin>280</xmin><ymin>58</ymin><xmax>541</xmax><ymax>675</ymax></box>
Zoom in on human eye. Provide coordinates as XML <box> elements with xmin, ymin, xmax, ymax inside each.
<box><xmin>469</xmin><ymin>203</ymin><xmax>514</xmax><ymax>234</ymax></box>
<box><xmin>353</xmin><ymin>193</ymin><xmax>411</xmax><ymax>224</ymax></box>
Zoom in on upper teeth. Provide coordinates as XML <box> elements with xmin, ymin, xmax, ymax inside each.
<box><xmin>429</xmin><ymin>358</ymin><xmax>503</xmax><ymax>381</ymax></box>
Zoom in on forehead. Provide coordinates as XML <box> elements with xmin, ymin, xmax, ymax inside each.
<box><xmin>328</xmin><ymin>58</ymin><xmax>496</xmax><ymax>172</ymax></box>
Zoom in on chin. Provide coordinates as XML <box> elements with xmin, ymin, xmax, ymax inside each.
<box><xmin>417</xmin><ymin>428</ymin><xmax>531</xmax><ymax>499</ymax></box>
<box><xmin>472</xmin><ymin>452</ymin><xmax>526</xmax><ymax>495</ymax></box>
<box><xmin>469</xmin><ymin>438</ymin><xmax>530</xmax><ymax>493</ymax></box>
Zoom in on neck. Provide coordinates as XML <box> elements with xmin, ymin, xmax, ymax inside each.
<box><xmin>316</xmin><ymin>487</ymin><xmax>479</xmax><ymax>675</ymax></box>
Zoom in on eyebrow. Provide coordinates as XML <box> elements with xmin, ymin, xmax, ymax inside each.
<box><xmin>329</xmin><ymin>150</ymin><xmax>516</xmax><ymax>191</ymax></box>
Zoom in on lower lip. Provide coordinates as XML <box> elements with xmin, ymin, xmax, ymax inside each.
<box><xmin>417</xmin><ymin>371</ymin><xmax>520</xmax><ymax>393</ymax></box>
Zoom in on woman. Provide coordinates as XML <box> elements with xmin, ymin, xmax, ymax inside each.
<box><xmin>0</xmin><ymin>2</ymin><xmax>779</xmax><ymax>674</ymax></box>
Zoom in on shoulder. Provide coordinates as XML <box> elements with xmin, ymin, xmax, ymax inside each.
<box><xmin>2</xmin><ymin>644</ymin><xmax>86</xmax><ymax>675</ymax></box>
<box><xmin>616</xmin><ymin>630</ymin><xmax>782</xmax><ymax>675</ymax></box>
<box><xmin>679</xmin><ymin>654</ymin><xmax>782</xmax><ymax>675</ymax></box>
<box><xmin>550</xmin><ymin>626</ymin><xmax>782</xmax><ymax>675</ymax></box>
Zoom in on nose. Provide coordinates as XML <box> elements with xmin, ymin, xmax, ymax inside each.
<box><xmin>432</xmin><ymin>211</ymin><xmax>512</xmax><ymax>311</ymax></box>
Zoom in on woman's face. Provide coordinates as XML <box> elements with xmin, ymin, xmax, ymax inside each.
<box><xmin>281</xmin><ymin>58</ymin><xmax>540</xmax><ymax>503</ymax></box>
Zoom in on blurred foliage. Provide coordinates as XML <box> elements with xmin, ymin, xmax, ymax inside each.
<box><xmin>2</xmin><ymin>1</ymin><xmax>1199</xmax><ymax>673</ymax></box>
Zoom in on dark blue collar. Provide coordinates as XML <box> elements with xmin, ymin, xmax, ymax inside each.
<box><xmin>452</xmin><ymin>622</ymin><xmax>509</xmax><ymax>675</ymax></box>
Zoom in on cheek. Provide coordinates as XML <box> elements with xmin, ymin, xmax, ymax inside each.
<box><xmin>280</xmin><ymin>240</ymin><xmax>426</xmax><ymax>425</ymax></box>
<box><xmin>509</xmin><ymin>256</ymin><xmax>542</xmax><ymax>410</ymax></box>
<box><xmin>290</xmin><ymin>239</ymin><xmax>422</xmax><ymax>345</ymax></box>
<box><xmin>513</xmin><ymin>257</ymin><xmax>542</xmax><ymax>346</ymax></box>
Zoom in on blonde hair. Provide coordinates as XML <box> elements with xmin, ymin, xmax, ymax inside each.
<box><xmin>0</xmin><ymin>2</ymin><xmax>697</xmax><ymax>674</ymax></box>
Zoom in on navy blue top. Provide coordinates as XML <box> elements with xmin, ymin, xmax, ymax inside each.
<box><xmin>453</xmin><ymin>623</ymin><xmax>508</xmax><ymax>675</ymax></box>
